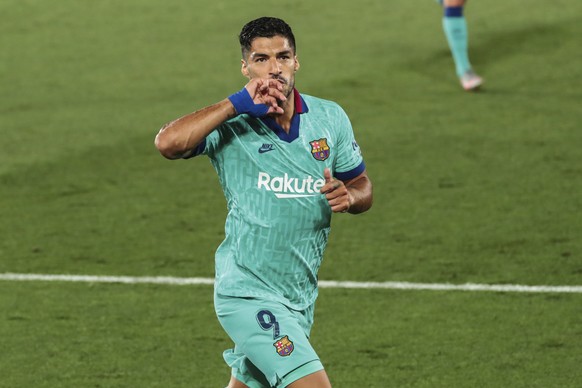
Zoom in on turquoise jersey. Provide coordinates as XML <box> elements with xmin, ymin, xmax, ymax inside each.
<box><xmin>192</xmin><ymin>90</ymin><xmax>365</xmax><ymax>310</ymax></box>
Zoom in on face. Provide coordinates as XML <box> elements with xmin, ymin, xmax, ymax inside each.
<box><xmin>241</xmin><ymin>35</ymin><xmax>300</xmax><ymax>99</ymax></box>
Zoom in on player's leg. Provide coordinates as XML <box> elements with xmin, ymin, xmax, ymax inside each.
<box><xmin>222</xmin><ymin>344</ymin><xmax>271</xmax><ymax>388</ymax></box>
<box><xmin>225</xmin><ymin>370</ymin><xmax>331</xmax><ymax>388</ymax></box>
<box><xmin>442</xmin><ymin>0</ymin><xmax>471</xmax><ymax>78</ymax></box>
<box><xmin>440</xmin><ymin>0</ymin><xmax>483</xmax><ymax>90</ymax></box>
<box><xmin>225</xmin><ymin>376</ymin><xmax>247</xmax><ymax>388</ymax></box>
<box><xmin>225</xmin><ymin>369</ymin><xmax>331</xmax><ymax>388</ymax></box>
<box><xmin>286</xmin><ymin>369</ymin><xmax>332</xmax><ymax>387</ymax></box>
<box><xmin>226</xmin><ymin>375</ymin><xmax>249</xmax><ymax>388</ymax></box>
<box><xmin>216</xmin><ymin>295</ymin><xmax>327</xmax><ymax>388</ymax></box>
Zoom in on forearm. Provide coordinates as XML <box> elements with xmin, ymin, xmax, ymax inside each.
<box><xmin>155</xmin><ymin>98</ymin><xmax>236</xmax><ymax>159</ymax></box>
<box><xmin>346</xmin><ymin>174</ymin><xmax>373</xmax><ymax>214</ymax></box>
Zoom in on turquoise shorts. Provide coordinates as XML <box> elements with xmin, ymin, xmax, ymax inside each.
<box><xmin>214</xmin><ymin>294</ymin><xmax>324</xmax><ymax>387</ymax></box>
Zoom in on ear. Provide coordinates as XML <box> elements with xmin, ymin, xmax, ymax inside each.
<box><xmin>241</xmin><ymin>59</ymin><xmax>250</xmax><ymax>79</ymax></box>
<box><xmin>294</xmin><ymin>56</ymin><xmax>300</xmax><ymax>72</ymax></box>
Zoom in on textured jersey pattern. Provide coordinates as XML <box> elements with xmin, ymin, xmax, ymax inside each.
<box><xmin>201</xmin><ymin>93</ymin><xmax>364</xmax><ymax>309</ymax></box>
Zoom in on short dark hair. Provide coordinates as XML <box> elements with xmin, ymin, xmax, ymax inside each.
<box><xmin>238</xmin><ymin>17</ymin><xmax>296</xmax><ymax>58</ymax></box>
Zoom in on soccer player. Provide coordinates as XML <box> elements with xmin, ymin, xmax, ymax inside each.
<box><xmin>436</xmin><ymin>0</ymin><xmax>483</xmax><ymax>90</ymax></box>
<box><xmin>154</xmin><ymin>17</ymin><xmax>373</xmax><ymax>388</ymax></box>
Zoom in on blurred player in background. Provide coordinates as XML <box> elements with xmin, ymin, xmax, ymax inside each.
<box><xmin>436</xmin><ymin>0</ymin><xmax>483</xmax><ymax>90</ymax></box>
<box><xmin>155</xmin><ymin>17</ymin><xmax>372</xmax><ymax>388</ymax></box>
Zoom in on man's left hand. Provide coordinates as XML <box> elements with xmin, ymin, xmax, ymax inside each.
<box><xmin>320</xmin><ymin>168</ymin><xmax>351</xmax><ymax>213</ymax></box>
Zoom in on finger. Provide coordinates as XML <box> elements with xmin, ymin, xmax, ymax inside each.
<box><xmin>330</xmin><ymin>193</ymin><xmax>350</xmax><ymax>210</ymax></box>
<box><xmin>267</xmin><ymin>105</ymin><xmax>284</xmax><ymax>115</ymax></box>
<box><xmin>257</xmin><ymin>92</ymin><xmax>279</xmax><ymax>106</ymax></box>
<box><xmin>265</xmin><ymin>96</ymin><xmax>282</xmax><ymax>110</ymax></box>
<box><xmin>324</xmin><ymin>168</ymin><xmax>332</xmax><ymax>183</ymax></box>
<box><xmin>328</xmin><ymin>198</ymin><xmax>349</xmax><ymax>213</ymax></box>
<box><xmin>264</xmin><ymin>85</ymin><xmax>286</xmax><ymax>101</ymax></box>
<box><xmin>266</xmin><ymin>79</ymin><xmax>284</xmax><ymax>90</ymax></box>
<box><xmin>321</xmin><ymin>180</ymin><xmax>342</xmax><ymax>195</ymax></box>
<box><xmin>266</xmin><ymin>79</ymin><xmax>287</xmax><ymax>93</ymax></box>
<box><xmin>258</xmin><ymin>82</ymin><xmax>270</xmax><ymax>96</ymax></box>
<box><xmin>325</xmin><ymin>183</ymin><xmax>345</xmax><ymax>198</ymax></box>
<box><xmin>258</xmin><ymin>79</ymin><xmax>282</xmax><ymax>93</ymax></box>
<box><xmin>320</xmin><ymin>182</ymin><xmax>333</xmax><ymax>194</ymax></box>
<box><xmin>249</xmin><ymin>81</ymin><xmax>268</xmax><ymax>101</ymax></box>
<box><xmin>331</xmin><ymin>204</ymin><xmax>348</xmax><ymax>213</ymax></box>
<box><xmin>258</xmin><ymin>86</ymin><xmax>285</xmax><ymax>105</ymax></box>
<box><xmin>271</xmin><ymin>89</ymin><xmax>287</xmax><ymax>102</ymax></box>
<box><xmin>255</xmin><ymin>78</ymin><xmax>266</xmax><ymax>91</ymax></box>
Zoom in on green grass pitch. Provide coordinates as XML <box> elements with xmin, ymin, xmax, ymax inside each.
<box><xmin>1</xmin><ymin>0</ymin><xmax>581</xmax><ymax>386</ymax></box>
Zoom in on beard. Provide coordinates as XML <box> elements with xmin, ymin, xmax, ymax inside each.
<box><xmin>271</xmin><ymin>75</ymin><xmax>294</xmax><ymax>100</ymax></box>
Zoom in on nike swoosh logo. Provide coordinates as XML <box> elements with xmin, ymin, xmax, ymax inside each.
<box><xmin>258</xmin><ymin>144</ymin><xmax>275</xmax><ymax>154</ymax></box>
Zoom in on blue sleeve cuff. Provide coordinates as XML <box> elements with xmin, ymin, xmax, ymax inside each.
<box><xmin>444</xmin><ymin>6</ymin><xmax>463</xmax><ymax>17</ymax></box>
<box><xmin>335</xmin><ymin>161</ymin><xmax>365</xmax><ymax>181</ymax></box>
<box><xmin>182</xmin><ymin>139</ymin><xmax>206</xmax><ymax>159</ymax></box>
<box><xmin>228</xmin><ymin>87</ymin><xmax>269</xmax><ymax>117</ymax></box>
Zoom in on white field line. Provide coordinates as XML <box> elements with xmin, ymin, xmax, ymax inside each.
<box><xmin>0</xmin><ymin>273</ymin><xmax>581</xmax><ymax>293</ymax></box>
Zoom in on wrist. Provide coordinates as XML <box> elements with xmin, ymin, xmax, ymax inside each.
<box><xmin>223</xmin><ymin>98</ymin><xmax>238</xmax><ymax>119</ymax></box>
<box><xmin>228</xmin><ymin>87</ymin><xmax>269</xmax><ymax>117</ymax></box>
<box><xmin>345</xmin><ymin>190</ymin><xmax>354</xmax><ymax>213</ymax></box>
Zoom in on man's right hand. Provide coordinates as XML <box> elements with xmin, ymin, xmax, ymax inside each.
<box><xmin>155</xmin><ymin>79</ymin><xmax>288</xmax><ymax>160</ymax></box>
<box><xmin>228</xmin><ymin>78</ymin><xmax>286</xmax><ymax>117</ymax></box>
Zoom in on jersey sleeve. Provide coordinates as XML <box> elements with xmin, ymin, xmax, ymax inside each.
<box><xmin>333</xmin><ymin>105</ymin><xmax>365</xmax><ymax>181</ymax></box>
<box><xmin>181</xmin><ymin>124</ymin><xmax>224</xmax><ymax>159</ymax></box>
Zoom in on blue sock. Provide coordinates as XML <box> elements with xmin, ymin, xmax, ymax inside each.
<box><xmin>442</xmin><ymin>6</ymin><xmax>471</xmax><ymax>77</ymax></box>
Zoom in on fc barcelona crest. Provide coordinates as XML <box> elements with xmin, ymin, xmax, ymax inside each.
<box><xmin>309</xmin><ymin>138</ymin><xmax>330</xmax><ymax>161</ymax></box>
<box><xmin>274</xmin><ymin>335</ymin><xmax>294</xmax><ymax>357</ymax></box>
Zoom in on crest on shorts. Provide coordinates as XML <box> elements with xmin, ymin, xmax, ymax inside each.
<box><xmin>309</xmin><ymin>138</ymin><xmax>330</xmax><ymax>161</ymax></box>
<box><xmin>273</xmin><ymin>335</ymin><xmax>294</xmax><ymax>357</ymax></box>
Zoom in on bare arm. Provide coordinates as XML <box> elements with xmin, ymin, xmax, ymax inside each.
<box><xmin>320</xmin><ymin>168</ymin><xmax>373</xmax><ymax>214</ymax></box>
<box><xmin>155</xmin><ymin>99</ymin><xmax>236</xmax><ymax>159</ymax></box>
<box><xmin>154</xmin><ymin>78</ymin><xmax>287</xmax><ymax>160</ymax></box>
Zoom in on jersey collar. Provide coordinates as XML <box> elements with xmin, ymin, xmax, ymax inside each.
<box><xmin>259</xmin><ymin>88</ymin><xmax>308</xmax><ymax>143</ymax></box>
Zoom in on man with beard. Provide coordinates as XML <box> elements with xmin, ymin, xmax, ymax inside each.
<box><xmin>155</xmin><ymin>17</ymin><xmax>372</xmax><ymax>388</ymax></box>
